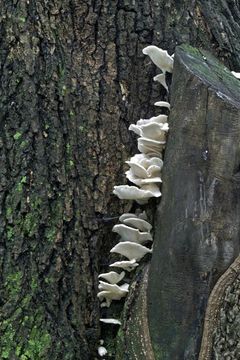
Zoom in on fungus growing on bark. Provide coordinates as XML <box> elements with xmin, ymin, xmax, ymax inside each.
<box><xmin>110</xmin><ymin>241</ymin><xmax>152</xmax><ymax>261</ymax></box>
<box><xmin>113</xmin><ymin>184</ymin><xmax>161</xmax><ymax>204</ymax></box>
<box><xmin>231</xmin><ymin>71</ymin><xmax>240</xmax><ymax>79</ymax></box>
<box><xmin>97</xmin><ymin>282</ymin><xmax>129</xmax><ymax>307</ymax></box>
<box><xmin>142</xmin><ymin>45</ymin><xmax>174</xmax><ymax>73</ymax></box>
<box><xmin>154</xmin><ymin>101</ymin><xmax>170</xmax><ymax>109</ymax></box>
<box><xmin>109</xmin><ymin>259</ymin><xmax>139</xmax><ymax>272</ymax></box>
<box><xmin>154</xmin><ymin>73</ymin><xmax>168</xmax><ymax>91</ymax></box>
<box><xmin>112</xmin><ymin>224</ymin><xmax>153</xmax><ymax>244</ymax></box>
<box><xmin>98</xmin><ymin>346</ymin><xmax>108</xmax><ymax>357</ymax></box>
<box><xmin>98</xmin><ymin>271</ymin><xmax>125</xmax><ymax>284</ymax></box>
<box><xmin>100</xmin><ymin>318</ymin><xmax>122</xmax><ymax>325</ymax></box>
<box><xmin>122</xmin><ymin>217</ymin><xmax>152</xmax><ymax>232</ymax></box>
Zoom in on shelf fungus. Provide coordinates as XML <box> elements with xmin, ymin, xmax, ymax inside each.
<box><xmin>100</xmin><ymin>318</ymin><xmax>122</xmax><ymax>325</ymax></box>
<box><xmin>113</xmin><ymin>184</ymin><xmax>161</xmax><ymax>204</ymax></box>
<box><xmin>142</xmin><ymin>45</ymin><xmax>174</xmax><ymax>73</ymax></box>
<box><xmin>154</xmin><ymin>101</ymin><xmax>170</xmax><ymax>109</ymax></box>
<box><xmin>109</xmin><ymin>259</ymin><xmax>139</xmax><ymax>272</ymax></box>
<box><xmin>119</xmin><ymin>211</ymin><xmax>148</xmax><ymax>222</ymax></box>
<box><xmin>231</xmin><ymin>71</ymin><xmax>240</xmax><ymax>79</ymax></box>
<box><xmin>110</xmin><ymin>241</ymin><xmax>152</xmax><ymax>262</ymax></box>
<box><xmin>98</xmin><ymin>44</ymin><xmax>174</xmax><ymax>353</ymax></box>
<box><xmin>122</xmin><ymin>217</ymin><xmax>152</xmax><ymax>232</ymax></box>
<box><xmin>112</xmin><ymin>224</ymin><xmax>153</xmax><ymax>244</ymax></box>
<box><xmin>154</xmin><ymin>73</ymin><xmax>168</xmax><ymax>92</ymax></box>
<box><xmin>98</xmin><ymin>271</ymin><xmax>125</xmax><ymax>284</ymax></box>
<box><xmin>97</xmin><ymin>281</ymin><xmax>129</xmax><ymax>307</ymax></box>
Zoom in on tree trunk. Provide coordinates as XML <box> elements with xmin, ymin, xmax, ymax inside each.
<box><xmin>0</xmin><ymin>0</ymin><xmax>239</xmax><ymax>359</ymax></box>
<box><xmin>148</xmin><ymin>44</ymin><xmax>240</xmax><ymax>360</ymax></box>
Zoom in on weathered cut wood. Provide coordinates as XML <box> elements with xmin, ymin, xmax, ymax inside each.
<box><xmin>147</xmin><ymin>44</ymin><xmax>240</xmax><ymax>360</ymax></box>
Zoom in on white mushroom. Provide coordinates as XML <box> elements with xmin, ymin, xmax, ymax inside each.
<box><xmin>125</xmin><ymin>169</ymin><xmax>162</xmax><ymax>186</ymax></box>
<box><xmin>119</xmin><ymin>213</ymin><xmax>138</xmax><ymax>222</ymax></box>
<box><xmin>112</xmin><ymin>224</ymin><xmax>152</xmax><ymax>243</ymax></box>
<box><xmin>137</xmin><ymin>114</ymin><xmax>168</xmax><ymax>126</ymax></box>
<box><xmin>123</xmin><ymin>217</ymin><xmax>152</xmax><ymax>232</ymax></box>
<box><xmin>154</xmin><ymin>101</ymin><xmax>170</xmax><ymax>109</ymax></box>
<box><xmin>98</xmin><ymin>346</ymin><xmax>108</xmax><ymax>357</ymax></box>
<box><xmin>129</xmin><ymin>122</ymin><xmax>169</xmax><ymax>142</ymax></box>
<box><xmin>110</xmin><ymin>241</ymin><xmax>152</xmax><ymax>261</ymax></box>
<box><xmin>153</xmin><ymin>73</ymin><xmax>168</xmax><ymax>91</ymax></box>
<box><xmin>126</xmin><ymin>154</ymin><xmax>163</xmax><ymax>178</ymax></box>
<box><xmin>98</xmin><ymin>271</ymin><xmax>125</xmax><ymax>284</ymax></box>
<box><xmin>231</xmin><ymin>71</ymin><xmax>240</xmax><ymax>79</ymax></box>
<box><xmin>138</xmin><ymin>137</ymin><xmax>165</xmax><ymax>155</ymax></box>
<box><xmin>113</xmin><ymin>184</ymin><xmax>161</xmax><ymax>203</ymax></box>
<box><xmin>100</xmin><ymin>318</ymin><xmax>121</xmax><ymax>325</ymax></box>
<box><xmin>142</xmin><ymin>45</ymin><xmax>174</xmax><ymax>73</ymax></box>
<box><xmin>98</xmin><ymin>281</ymin><xmax>129</xmax><ymax>292</ymax></box>
<box><xmin>109</xmin><ymin>259</ymin><xmax>139</xmax><ymax>272</ymax></box>
<box><xmin>97</xmin><ymin>282</ymin><xmax>129</xmax><ymax>307</ymax></box>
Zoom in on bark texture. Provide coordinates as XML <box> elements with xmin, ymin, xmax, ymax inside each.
<box><xmin>148</xmin><ymin>45</ymin><xmax>240</xmax><ymax>360</ymax></box>
<box><xmin>0</xmin><ymin>0</ymin><xmax>240</xmax><ymax>359</ymax></box>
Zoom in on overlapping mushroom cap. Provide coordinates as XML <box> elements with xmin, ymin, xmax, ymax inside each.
<box><xmin>142</xmin><ymin>45</ymin><xmax>174</xmax><ymax>73</ymax></box>
<box><xmin>110</xmin><ymin>241</ymin><xmax>152</xmax><ymax>261</ymax></box>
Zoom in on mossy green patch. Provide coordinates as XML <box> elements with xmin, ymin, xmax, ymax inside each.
<box><xmin>13</xmin><ymin>132</ymin><xmax>22</xmax><ymax>140</ymax></box>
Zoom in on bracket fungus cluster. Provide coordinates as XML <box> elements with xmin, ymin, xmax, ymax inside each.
<box><xmin>97</xmin><ymin>45</ymin><xmax>174</xmax><ymax>357</ymax></box>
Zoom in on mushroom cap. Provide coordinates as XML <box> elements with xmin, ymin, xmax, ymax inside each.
<box><xmin>231</xmin><ymin>71</ymin><xmax>240</xmax><ymax>79</ymax></box>
<box><xmin>119</xmin><ymin>213</ymin><xmax>138</xmax><ymax>222</ymax></box>
<box><xmin>110</xmin><ymin>241</ymin><xmax>152</xmax><ymax>261</ymax></box>
<box><xmin>123</xmin><ymin>217</ymin><xmax>152</xmax><ymax>232</ymax></box>
<box><xmin>137</xmin><ymin>114</ymin><xmax>168</xmax><ymax>126</ymax></box>
<box><xmin>97</xmin><ymin>282</ymin><xmax>129</xmax><ymax>307</ymax></box>
<box><xmin>112</xmin><ymin>224</ymin><xmax>152</xmax><ymax>243</ymax></box>
<box><xmin>138</xmin><ymin>137</ymin><xmax>165</xmax><ymax>155</ymax></box>
<box><xmin>126</xmin><ymin>153</ymin><xmax>163</xmax><ymax>178</ymax></box>
<box><xmin>113</xmin><ymin>185</ymin><xmax>161</xmax><ymax>203</ymax></box>
<box><xmin>129</xmin><ymin>122</ymin><xmax>168</xmax><ymax>142</ymax></box>
<box><xmin>125</xmin><ymin>169</ymin><xmax>162</xmax><ymax>186</ymax></box>
<box><xmin>109</xmin><ymin>259</ymin><xmax>139</xmax><ymax>272</ymax></box>
<box><xmin>154</xmin><ymin>101</ymin><xmax>170</xmax><ymax>109</ymax></box>
<box><xmin>98</xmin><ymin>271</ymin><xmax>125</xmax><ymax>284</ymax></box>
<box><xmin>142</xmin><ymin>45</ymin><xmax>174</xmax><ymax>73</ymax></box>
<box><xmin>153</xmin><ymin>73</ymin><xmax>168</xmax><ymax>91</ymax></box>
<box><xmin>98</xmin><ymin>346</ymin><xmax>108</xmax><ymax>357</ymax></box>
<box><xmin>100</xmin><ymin>318</ymin><xmax>121</xmax><ymax>325</ymax></box>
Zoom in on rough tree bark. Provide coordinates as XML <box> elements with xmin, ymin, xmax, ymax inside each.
<box><xmin>0</xmin><ymin>0</ymin><xmax>239</xmax><ymax>359</ymax></box>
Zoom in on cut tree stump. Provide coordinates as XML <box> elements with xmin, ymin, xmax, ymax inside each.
<box><xmin>148</xmin><ymin>44</ymin><xmax>240</xmax><ymax>360</ymax></box>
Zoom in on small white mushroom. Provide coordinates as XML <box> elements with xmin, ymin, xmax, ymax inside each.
<box><xmin>113</xmin><ymin>184</ymin><xmax>161</xmax><ymax>203</ymax></box>
<box><xmin>125</xmin><ymin>169</ymin><xmax>162</xmax><ymax>186</ymax></box>
<box><xmin>97</xmin><ymin>282</ymin><xmax>129</xmax><ymax>307</ymax></box>
<box><xmin>153</xmin><ymin>73</ymin><xmax>168</xmax><ymax>91</ymax></box>
<box><xmin>231</xmin><ymin>71</ymin><xmax>240</xmax><ymax>79</ymax></box>
<box><xmin>98</xmin><ymin>281</ymin><xmax>129</xmax><ymax>292</ymax></box>
<box><xmin>138</xmin><ymin>137</ymin><xmax>165</xmax><ymax>156</ymax></box>
<box><xmin>142</xmin><ymin>45</ymin><xmax>174</xmax><ymax>73</ymax></box>
<box><xmin>126</xmin><ymin>153</ymin><xmax>163</xmax><ymax>179</ymax></box>
<box><xmin>100</xmin><ymin>318</ymin><xmax>121</xmax><ymax>325</ymax></box>
<box><xmin>154</xmin><ymin>101</ymin><xmax>170</xmax><ymax>109</ymax></box>
<box><xmin>110</xmin><ymin>241</ymin><xmax>152</xmax><ymax>261</ymax></box>
<box><xmin>98</xmin><ymin>346</ymin><xmax>108</xmax><ymax>357</ymax></box>
<box><xmin>137</xmin><ymin>114</ymin><xmax>168</xmax><ymax>126</ymax></box>
<box><xmin>119</xmin><ymin>213</ymin><xmax>138</xmax><ymax>222</ymax></box>
<box><xmin>112</xmin><ymin>224</ymin><xmax>152</xmax><ymax>243</ymax></box>
<box><xmin>109</xmin><ymin>259</ymin><xmax>139</xmax><ymax>272</ymax></box>
<box><xmin>129</xmin><ymin>122</ymin><xmax>168</xmax><ymax>142</ymax></box>
<box><xmin>98</xmin><ymin>271</ymin><xmax>125</xmax><ymax>284</ymax></box>
<box><xmin>123</xmin><ymin>217</ymin><xmax>152</xmax><ymax>232</ymax></box>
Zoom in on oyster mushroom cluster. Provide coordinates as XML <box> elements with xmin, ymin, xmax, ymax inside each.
<box><xmin>97</xmin><ymin>45</ymin><xmax>174</xmax><ymax>357</ymax></box>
